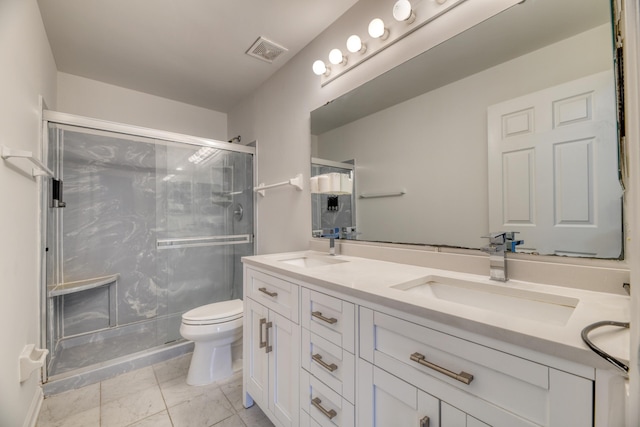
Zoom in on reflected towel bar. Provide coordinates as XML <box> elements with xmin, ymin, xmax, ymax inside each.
<box><xmin>1</xmin><ymin>145</ymin><xmax>55</xmax><ymax>178</ymax></box>
<box><xmin>359</xmin><ymin>191</ymin><xmax>406</xmax><ymax>199</ymax></box>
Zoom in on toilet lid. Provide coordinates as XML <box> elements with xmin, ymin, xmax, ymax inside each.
<box><xmin>182</xmin><ymin>299</ymin><xmax>243</xmax><ymax>323</ymax></box>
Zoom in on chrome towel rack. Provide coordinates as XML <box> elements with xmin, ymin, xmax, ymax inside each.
<box><xmin>1</xmin><ymin>145</ymin><xmax>55</xmax><ymax>178</ymax></box>
<box><xmin>254</xmin><ymin>173</ymin><xmax>304</xmax><ymax>197</ymax></box>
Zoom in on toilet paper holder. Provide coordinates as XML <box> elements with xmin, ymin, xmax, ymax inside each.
<box><xmin>19</xmin><ymin>344</ymin><xmax>48</xmax><ymax>383</ymax></box>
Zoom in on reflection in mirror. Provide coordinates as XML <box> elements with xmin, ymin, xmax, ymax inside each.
<box><xmin>310</xmin><ymin>0</ymin><xmax>622</xmax><ymax>258</ymax></box>
<box><xmin>311</xmin><ymin>158</ymin><xmax>356</xmax><ymax>239</ymax></box>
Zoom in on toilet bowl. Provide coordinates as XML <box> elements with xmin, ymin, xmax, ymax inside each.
<box><xmin>180</xmin><ymin>299</ymin><xmax>243</xmax><ymax>386</ymax></box>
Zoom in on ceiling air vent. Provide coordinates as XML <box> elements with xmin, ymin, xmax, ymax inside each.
<box><xmin>246</xmin><ymin>37</ymin><xmax>288</xmax><ymax>63</ymax></box>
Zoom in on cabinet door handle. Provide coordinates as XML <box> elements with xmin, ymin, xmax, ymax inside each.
<box><xmin>311</xmin><ymin>397</ymin><xmax>337</xmax><ymax>420</ymax></box>
<box><xmin>259</xmin><ymin>318</ymin><xmax>267</xmax><ymax>349</ymax></box>
<box><xmin>312</xmin><ymin>353</ymin><xmax>338</xmax><ymax>372</ymax></box>
<box><xmin>410</xmin><ymin>352</ymin><xmax>474</xmax><ymax>385</ymax></box>
<box><xmin>419</xmin><ymin>415</ymin><xmax>430</xmax><ymax>427</ymax></box>
<box><xmin>258</xmin><ymin>287</ymin><xmax>278</xmax><ymax>297</ymax></box>
<box><xmin>311</xmin><ymin>311</ymin><xmax>337</xmax><ymax>324</ymax></box>
<box><xmin>264</xmin><ymin>321</ymin><xmax>273</xmax><ymax>353</ymax></box>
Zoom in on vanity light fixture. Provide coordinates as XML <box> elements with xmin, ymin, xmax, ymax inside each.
<box><xmin>329</xmin><ymin>48</ymin><xmax>347</xmax><ymax>65</ymax></box>
<box><xmin>312</xmin><ymin>60</ymin><xmax>331</xmax><ymax>76</ymax></box>
<box><xmin>393</xmin><ymin>0</ymin><xmax>416</xmax><ymax>24</ymax></box>
<box><xmin>368</xmin><ymin>18</ymin><xmax>390</xmax><ymax>40</ymax></box>
<box><xmin>346</xmin><ymin>35</ymin><xmax>366</xmax><ymax>54</ymax></box>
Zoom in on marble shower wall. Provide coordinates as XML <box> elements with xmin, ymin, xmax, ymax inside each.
<box><xmin>55</xmin><ymin>128</ymin><xmax>251</xmax><ymax>343</ymax></box>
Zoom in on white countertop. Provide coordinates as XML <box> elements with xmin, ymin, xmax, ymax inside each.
<box><xmin>243</xmin><ymin>250</ymin><xmax>631</xmax><ymax>373</ymax></box>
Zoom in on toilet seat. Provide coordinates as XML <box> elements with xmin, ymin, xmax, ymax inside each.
<box><xmin>182</xmin><ymin>299</ymin><xmax>243</xmax><ymax>326</ymax></box>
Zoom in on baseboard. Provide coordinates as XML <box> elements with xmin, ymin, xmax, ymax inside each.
<box><xmin>23</xmin><ymin>386</ymin><xmax>43</xmax><ymax>427</ymax></box>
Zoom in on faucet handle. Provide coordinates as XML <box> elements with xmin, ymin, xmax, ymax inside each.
<box><xmin>482</xmin><ymin>232</ymin><xmax>506</xmax><ymax>244</ymax></box>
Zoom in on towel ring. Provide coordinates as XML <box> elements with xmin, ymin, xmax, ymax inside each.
<box><xmin>581</xmin><ymin>320</ymin><xmax>629</xmax><ymax>374</ymax></box>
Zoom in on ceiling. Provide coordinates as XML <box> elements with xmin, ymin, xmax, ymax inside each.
<box><xmin>37</xmin><ymin>0</ymin><xmax>358</xmax><ymax>113</ymax></box>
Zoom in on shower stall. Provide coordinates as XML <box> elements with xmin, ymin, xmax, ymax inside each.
<box><xmin>41</xmin><ymin>112</ymin><xmax>254</xmax><ymax>390</ymax></box>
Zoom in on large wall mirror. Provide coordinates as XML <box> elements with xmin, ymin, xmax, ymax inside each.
<box><xmin>310</xmin><ymin>0</ymin><xmax>623</xmax><ymax>259</ymax></box>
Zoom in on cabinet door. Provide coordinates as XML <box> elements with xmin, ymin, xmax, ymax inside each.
<box><xmin>269</xmin><ymin>310</ymin><xmax>300</xmax><ymax>427</ymax></box>
<box><xmin>358</xmin><ymin>359</ymin><xmax>439</xmax><ymax>427</ymax></box>
<box><xmin>442</xmin><ymin>402</ymin><xmax>492</xmax><ymax>427</ymax></box>
<box><xmin>245</xmin><ymin>298</ymin><xmax>269</xmax><ymax>408</ymax></box>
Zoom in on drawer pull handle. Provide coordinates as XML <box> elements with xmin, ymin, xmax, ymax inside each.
<box><xmin>420</xmin><ymin>416</ymin><xmax>430</xmax><ymax>427</ymax></box>
<box><xmin>259</xmin><ymin>318</ymin><xmax>267</xmax><ymax>349</ymax></box>
<box><xmin>311</xmin><ymin>397</ymin><xmax>337</xmax><ymax>420</ymax></box>
<box><xmin>410</xmin><ymin>352</ymin><xmax>474</xmax><ymax>385</ymax></box>
<box><xmin>258</xmin><ymin>287</ymin><xmax>278</xmax><ymax>297</ymax></box>
<box><xmin>312</xmin><ymin>354</ymin><xmax>338</xmax><ymax>372</ymax></box>
<box><xmin>265</xmin><ymin>321</ymin><xmax>273</xmax><ymax>353</ymax></box>
<box><xmin>311</xmin><ymin>311</ymin><xmax>337</xmax><ymax>324</ymax></box>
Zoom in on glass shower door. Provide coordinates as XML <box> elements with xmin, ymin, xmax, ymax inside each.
<box><xmin>43</xmin><ymin>121</ymin><xmax>254</xmax><ymax>378</ymax></box>
<box><xmin>156</xmin><ymin>143</ymin><xmax>254</xmax><ymax>344</ymax></box>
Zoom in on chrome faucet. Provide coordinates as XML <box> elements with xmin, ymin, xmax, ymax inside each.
<box><xmin>322</xmin><ymin>227</ymin><xmax>340</xmax><ymax>256</ymax></box>
<box><xmin>481</xmin><ymin>232</ymin><xmax>523</xmax><ymax>281</ymax></box>
<box><xmin>329</xmin><ymin>237</ymin><xmax>336</xmax><ymax>256</ymax></box>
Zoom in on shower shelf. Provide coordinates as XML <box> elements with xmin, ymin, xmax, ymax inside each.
<box><xmin>48</xmin><ymin>273</ymin><xmax>119</xmax><ymax>298</ymax></box>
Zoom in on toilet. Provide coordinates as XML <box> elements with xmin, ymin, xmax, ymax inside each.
<box><xmin>179</xmin><ymin>299</ymin><xmax>243</xmax><ymax>386</ymax></box>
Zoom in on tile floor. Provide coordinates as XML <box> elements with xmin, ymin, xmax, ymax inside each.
<box><xmin>36</xmin><ymin>354</ymin><xmax>275</xmax><ymax>427</ymax></box>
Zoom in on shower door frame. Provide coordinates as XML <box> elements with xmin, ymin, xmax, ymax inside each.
<box><xmin>39</xmin><ymin>110</ymin><xmax>257</xmax><ymax>383</ymax></box>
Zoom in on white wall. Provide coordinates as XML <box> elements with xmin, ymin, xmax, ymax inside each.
<box><xmin>317</xmin><ymin>25</ymin><xmax>612</xmax><ymax>248</ymax></box>
<box><xmin>57</xmin><ymin>72</ymin><xmax>228</xmax><ymax>141</ymax></box>
<box><xmin>0</xmin><ymin>1</ymin><xmax>57</xmax><ymax>426</ymax></box>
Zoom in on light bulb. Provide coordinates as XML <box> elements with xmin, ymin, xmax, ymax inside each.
<box><xmin>368</xmin><ymin>18</ymin><xmax>389</xmax><ymax>40</ymax></box>
<box><xmin>393</xmin><ymin>0</ymin><xmax>416</xmax><ymax>23</ymax></box>
<box><xmin>312</xmin><ymin>60</ymin><xmax>329</xmax><ymax>76</ymax></box>
<box><xmin>329</xmin><ymin>48</ymin><xmax>346</xmax><ymax>65</ymax></box>
<box><xmin>346</xmin><ymin>35</ymin><xmax>366</xmax><ymax>54</ymax></box>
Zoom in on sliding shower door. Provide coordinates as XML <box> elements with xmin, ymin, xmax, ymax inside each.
<box><xmin>156</xmin><ymin>143</ymin><xmax>254</xmax><ymax>344</ymax></box>
<box><xmin>44</xmin><ymin>121</ymin><xmax>254</xmax><ymax>378</ymax></box>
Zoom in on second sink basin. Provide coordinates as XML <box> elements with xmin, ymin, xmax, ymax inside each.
<box><xmin>392</xmin><ymin>275</ymin><xmax>579</xmax><ymax>326</ymax></box>
<box><xmin>279</xmin><ymin>255</ymin><xmax>348</xmax><ymax>268</ymax></box>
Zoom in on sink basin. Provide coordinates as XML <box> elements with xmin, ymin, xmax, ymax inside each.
<box><xmin>279</xmin><ymin>255</ymin><xmax>348</xmax><ymax>268</ymax></box>
<box><xmin>392</xmin><ymin>275</ymin><xmax>579</xmax><ymax>325</ymax></box>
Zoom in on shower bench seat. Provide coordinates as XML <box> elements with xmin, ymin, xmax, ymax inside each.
<box><xmin>48</xmin><ymin>273</ymin><xmax>119</xmax><ymax>297</ymax></box>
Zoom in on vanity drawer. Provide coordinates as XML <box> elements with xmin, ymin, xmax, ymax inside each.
<box><xmin>300</xmin><ymin>369</ymin><xmax>355</xmax><ymax>427</ymax></box>
<box><xmin>301</xmin><ymin>288</ymin><xmax>355</xmax><ymax>353</ymax></box>
<box><xmin>360</xmin><ymin>308</ymin><xmax>592</xmax><ymax>426</ymax></box>
<box><xmin>245</xmin><ymin>268</ymin><xmax>299</xmax><ymax>323</ymax></box>
<box><xmin>301</xmin><ymin>328</ymin><xmax>355</xmax><ymax>404</ymax></box>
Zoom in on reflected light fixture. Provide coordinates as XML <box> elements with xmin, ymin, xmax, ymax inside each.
<box><xmin>346</xmin><ymin>35</ymin><xmax>366</xmax><ymax>54</ymax></box>
<box><xmin>329</xmin><ymin>48</ymin><xmax>347</xmax><ymax>65</ymax></box>
<box><xmin>312</xmin><ymin>60</ymin><xmax>330</xmax><ymax>76</ymax></box>
<box><xmin>188</xmin><ymin>146</ymin><xmax>216</xmax><ymax>164</ymax></box>
<box><xmin>368</xmin><ymin>18</ymin><xmax>389</xmax><ymax>40</ymax></box>
<box><xmin>393</xmin><ymin>0</ymin><xmax>416</xmax><ymax>24</ymax></box>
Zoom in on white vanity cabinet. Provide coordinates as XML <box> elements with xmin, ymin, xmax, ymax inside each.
<box><xmin>299</xmin><ymin>287</ymin><xmax>356</xmax><ymax>426</ymax></box>
<box><xmin>244</xmin><ymin>267</ymin><xmax>300</xmax><ymax>427</ymax></box>
<box><xmin>360</xmin><ymin>308</ymin><xmax>593</xmax><ymax>426</ymax></box>
<box><xmin>242</xmin><ymin>259</ymin><xmax>612</xmax><ymax>427</ymax></box>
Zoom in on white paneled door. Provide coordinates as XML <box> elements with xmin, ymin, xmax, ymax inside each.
<box><xmin>488</xmin><ymin>71</ymin><xmax>622</xmax><ymax>257</ymax></box>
